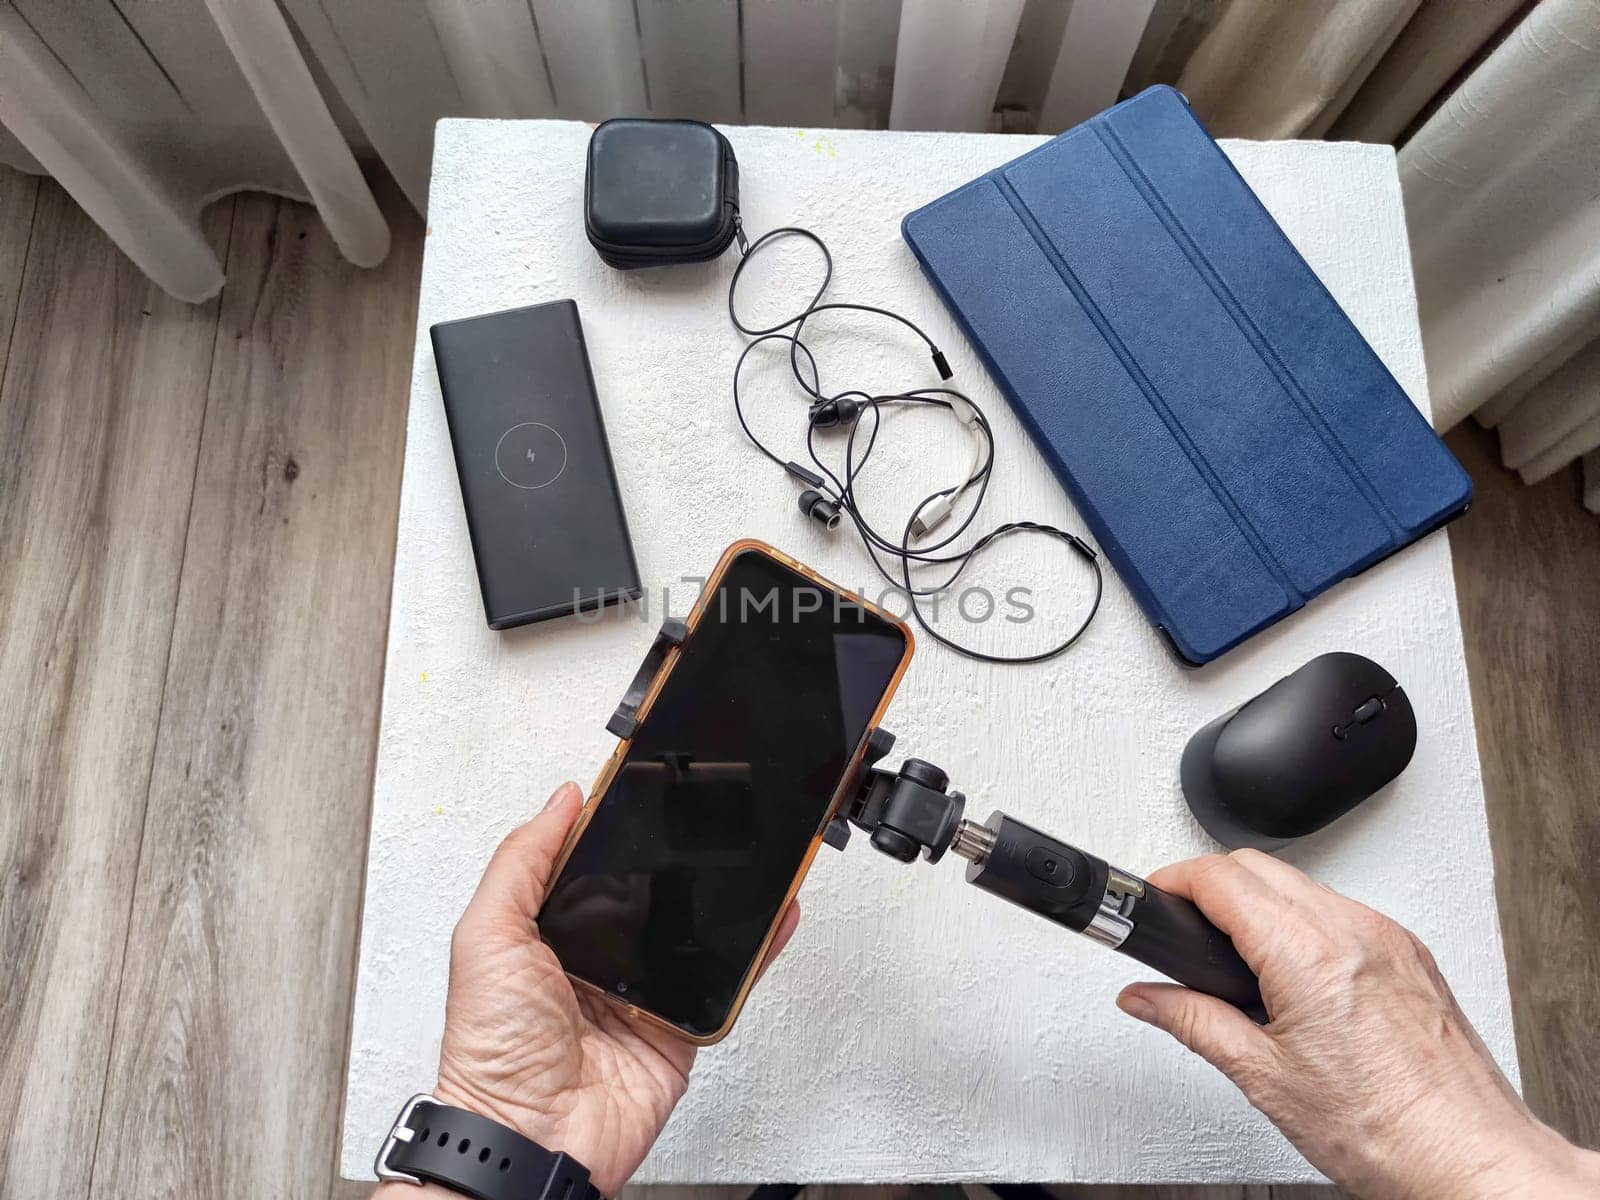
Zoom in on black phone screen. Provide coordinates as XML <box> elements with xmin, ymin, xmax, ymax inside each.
<box><xmin>539</xmin><ymin>548</ymin><xmax>909</xmax><ymax>1038</ymax></box>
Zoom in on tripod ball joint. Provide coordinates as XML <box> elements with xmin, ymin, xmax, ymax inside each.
<box><xmin>871</xmin><ymin>759</ymin><xmax>965</xmax><ymax>864</ymax></box>
<box><xmin>798</xmin><ymin>488</ymin><xmax>842</xmax><ymax>530</ymax></box>
<box><xmin>869</xmin><ymin>826</ymin><xmax>921</xmax><ymax>862</ymax></box>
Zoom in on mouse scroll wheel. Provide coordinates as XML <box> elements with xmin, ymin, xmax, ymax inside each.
<box><xmin>1333</xmin><ymin>697</ymin><xmax>1386</xmax><ymax>740</ymax></box>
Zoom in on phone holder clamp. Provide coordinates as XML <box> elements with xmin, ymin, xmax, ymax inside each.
<box><xmin>607</xmin><ymin>618</ymin><xmax>688</xmax><ymax>739</ymax></box>
<box><xmin>823</xmin><ymin>728</ymin><xmax>965</xmax><ymax>863</ymax></box>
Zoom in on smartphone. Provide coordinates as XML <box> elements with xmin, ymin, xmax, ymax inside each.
<box><xmin>539</xmin><ymin>541</ymin><xmax>914</xmax><ymax>1043</ymax></box>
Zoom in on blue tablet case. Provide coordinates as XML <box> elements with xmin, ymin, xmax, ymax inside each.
<box><xmin>901</xmin><ymin>85</ymin><xmax>1471</xmax><ymax>665</ymax></box>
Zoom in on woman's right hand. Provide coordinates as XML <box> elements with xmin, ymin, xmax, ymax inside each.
<box><xmin>1116</xmin><ymin>850</ymin><xmax>1600</xmax><ymax>1200</ymax></box>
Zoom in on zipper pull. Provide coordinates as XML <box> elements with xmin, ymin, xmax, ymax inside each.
<box><xmin>733</xmin><ymin>210</ymin><xmax>749</xmax><ymax>256</ymax></box>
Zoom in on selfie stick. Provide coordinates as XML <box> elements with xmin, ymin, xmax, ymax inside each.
<box><xmin>824</xmin><ymin>730</ymin><xmax>1267</xmax><ymax>1022</ymax></box>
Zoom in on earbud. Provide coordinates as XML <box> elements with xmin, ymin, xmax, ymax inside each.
<box><xmin>807</xmin><ymin>396</ymin><xmax>860</xmax><ymax>429</ymax></box>
<box><xmin>798</xmin><ymin>488</ymin><xmax>842</xmax><ymax>530</ymax></box>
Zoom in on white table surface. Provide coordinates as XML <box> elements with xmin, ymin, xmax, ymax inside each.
<box><xmin>341</xmin><ymin>121</ymin><xmax>1517</xmax><ymax>1185</ymax></box>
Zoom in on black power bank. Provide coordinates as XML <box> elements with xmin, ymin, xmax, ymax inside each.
<box><xmin>431</xmin><ymin>300</ymin><xmax>641</xmax><ymax>629</ymax></box>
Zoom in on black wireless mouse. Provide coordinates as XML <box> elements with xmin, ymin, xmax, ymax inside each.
<box><xmin>1180</xmin><ymin>652</ymin><xmax>1417</xmax><ymax>851</ymax></box>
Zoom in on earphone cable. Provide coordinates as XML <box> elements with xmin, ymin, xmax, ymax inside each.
<box><xmin>728</xmin><ymin>226</ymin><xmax>1102</xmax><ymax>663</ymax></box>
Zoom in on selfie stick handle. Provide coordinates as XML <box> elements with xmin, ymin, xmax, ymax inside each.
<box><xmin>829</xmin><ymin>737</ymin><xmax>1265</xmax><ymax>1020</ymax></box>
<box><xmin>949</xmin><ymin>811</ymin><xmax>1266</xmax><ymax>1021</ymax></box>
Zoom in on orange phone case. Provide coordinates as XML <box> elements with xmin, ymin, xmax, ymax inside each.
<box><xmin>544</xmin><ymin>539</ymin><xmax>914</xmax><ymax>1045</ymax></box>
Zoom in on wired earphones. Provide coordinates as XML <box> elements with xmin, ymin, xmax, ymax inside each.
<box><xmin>727</xmin><ymin>225</ymin><xmax>1102</xmax><ymax>664</ymax></box>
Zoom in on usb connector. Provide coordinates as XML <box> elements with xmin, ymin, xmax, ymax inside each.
<box><xmin>911</xmin><ymin>496</ymin><xmax>954</xmax><ymax>540</ymax></box>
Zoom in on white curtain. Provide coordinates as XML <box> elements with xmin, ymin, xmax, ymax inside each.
<box><xmin>1143</xmin><ymin>0</ymin><xmax>1600</xmax><ymax>510</ymax></box>
<box><xmin>1</xmin><ymin>0</ymin><xmax>1595</xmax><ymax>509</ymax></box>
<box><xmin>1400</xmin><ymin>0</ymin><xmax>1600</xmax><ymax>503</ymax></box>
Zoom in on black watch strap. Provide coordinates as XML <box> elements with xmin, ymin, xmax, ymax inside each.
<box><xmin>376</xmin><ymin>1095</ymin><xmax>603</xmax><ymax>1200</ymax></box>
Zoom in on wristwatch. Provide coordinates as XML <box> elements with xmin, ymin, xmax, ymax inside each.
<box><xmin>376</xmin><ymin>1094</ymin><xmax>604</xmax><ymax>1200</ymax></box>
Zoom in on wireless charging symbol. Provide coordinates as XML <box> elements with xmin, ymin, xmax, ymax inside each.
<box><xmin>494</xmin><ymin>422</ymin><xmax>568</xmax><ymax>489</ymax></box>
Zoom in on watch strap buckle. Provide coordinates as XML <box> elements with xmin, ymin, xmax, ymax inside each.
<box><xmin>373</xmin><ymin>1091</ymin><xmax>436</xmax><ymax>1185</ymax></box>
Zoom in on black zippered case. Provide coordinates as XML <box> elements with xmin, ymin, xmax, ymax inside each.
<box><xmin>584</xmin><ymin>118</ymin><xmax>742</xmax><ymax>269</ymax></box>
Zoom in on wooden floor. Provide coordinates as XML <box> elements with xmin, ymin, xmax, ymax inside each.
<box><xmin>0</xmin><ymin>169</ymin><xmax>1594</xmax><ymax>1200</ymax></box>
